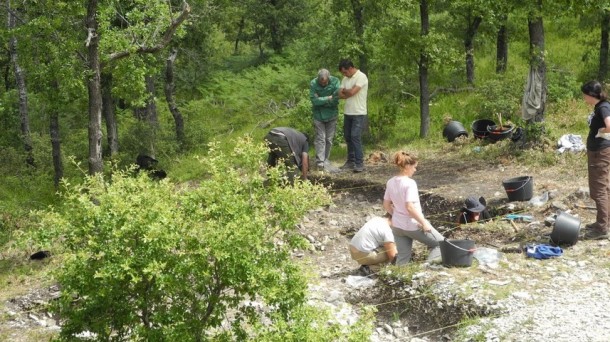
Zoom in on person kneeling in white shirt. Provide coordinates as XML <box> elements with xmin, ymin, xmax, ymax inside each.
<box><xmin>349</xmin><ymin>214</ymin><xmax>397</xmax><ymax>276</ymax></box>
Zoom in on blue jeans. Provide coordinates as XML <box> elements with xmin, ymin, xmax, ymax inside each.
<box><xmin>343</xmin><ymin>115</ymin><xmax>365</xmax><ymax>166</ymax></box>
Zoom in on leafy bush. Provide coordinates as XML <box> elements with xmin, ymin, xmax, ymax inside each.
<box><xmin>546</xmin><ymin>67</ymin><xmax>580</xmax><ymax>102</ymax></box>
<box><xmin>367</xmin><ymin>101</ymin><xmax>399</xmax><ymax>144</ymax></box>
<box><xmin>285</xmin><ymin>90</ymin><xmax>315</xmax><ymax>139</ymax></box>
<box><xmin>476</xmin><ymin>75</ymin><xmax>522</xmax><ymax>119</ymax></box>
<box><xmin>28</xmin><ymin>137</ymin><xmax>369</xmax><ymax>340</ymax></box>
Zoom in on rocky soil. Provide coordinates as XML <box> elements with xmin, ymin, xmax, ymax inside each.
<box><xmin>4</xmin><ymin>147</ymin><xmax>610</xmax><ymax>342</ymax></box>
<box><xmin>298</xmin><ymin>149</ymin><xmax>610</xmax><ymax>342</ymax></box>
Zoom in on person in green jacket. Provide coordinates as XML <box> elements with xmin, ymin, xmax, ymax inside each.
<box><xmin>310</xmin><ymin>68</ymin><xmax>340</xmax><ymax>171</ymax></box>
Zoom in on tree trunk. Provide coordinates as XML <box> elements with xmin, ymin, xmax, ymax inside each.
<box><xmin>234</xmin><ymin>17</ymin><xmax>245</xmax><ymax>55</ymax></box>
<box><xmin>258</xmin><ymin>37</ymin><xmax>265</xmax><ymax>58</ymax></box>
<box><xmin>527</xmin><ymin>5</ymin><xmax>547</xmax><ymax>123</ymax></box>
<box><xmin>133</xmin><ymin>75</ymin><xmax>158</xmax><ymax>155</ymax></box>
<box><xmin>599</xmin><ymin>10</ymin><xmax>610</xmax><ymax>81</ymax></box>
<box><xmin>496</xmin><ymin>14</ymin><xmax>508</xmax><ymax>74</ymax></box>
<box><xmin>164</xmin><ymin>50</ymin><xmax>185</xmax><ymax>149</ymax></box>
<box><xmin>419</xmin><ymin>0</ymin><xmax>430</xmax><ymax>138</ymax></box>
<box><xmin>268</xmin><ymin>0</ymin><xmax>283</xmax><ymax>54</ymax></box>
<box><xmin>465</xmin><ymin>15</ymin><xmax>482</xmax><ymax>85</ymax></box>
<box><xmin>3</xmin><ymin>62</ymin><xmax>8</xmax><ymax>91</ymax></box>
<box><xmin>145</xmin><ymin>75</ymin><xmax>158</xmax><ymax>126</ymax></box>
<box><xmin>7</xmin><ymin>1</ymin><xmax>34</xmax><ymax>167</ymax></box>
<box><xmin>350</xmin><ymin>0</ymin><xmax>368</xmax><ymax>75</ymax></box>
<box><xmin>133</xmin><ymin>76</ymin><xmax>157</xmax><ymax>124</ymax></box>
<box><xmin>50</xmin><ymin>81</ymin><xmax>63</xmax><ymax>188</ymax></box>
<box><xmin>86</xmin><ymin>0</ymin><xmax>104</xmax><ymax>175</ymax></box>
<box><xmin>102</xmin><ymin>72</ymin><xmax>119</xmax><ymax>157</ymax></box>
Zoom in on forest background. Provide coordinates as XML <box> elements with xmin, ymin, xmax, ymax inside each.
<box><xmin>0</xmin><ymin>0</ymin><xmax>609</xmax><ymax>340</ymax></box>
<box><xmin>3</xmin><ymin>0</ymin><xmax>609</xmax><ymax>211</ymax></box>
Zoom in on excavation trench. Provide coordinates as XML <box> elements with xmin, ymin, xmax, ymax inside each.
<box><xmin>313</xmin><ymin>175</ymin><xmax>530</xmax><ymax>338</ymax></box>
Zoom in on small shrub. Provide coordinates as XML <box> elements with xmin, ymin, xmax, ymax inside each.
<box><xmin>27</xmin><ymin>137</ymin><xmax>370</xmax><ymax>340</ymax></box>
<box><xmin>477</xmin><ymin>76</ymin><xmax>521</xmax><ymax>119</ymax></box>
<box><xmin>285</xmin><ymin>90</ymin><xmax>316</xmax><ymax>139</ymax></box>
<box><xmin>368</xmin><ymin>101</ymin><xmax>399</xmax><ymax>144</ymax></box>
<box><xmin>546</xmin><ymin>67</ymin><xmax>580</xmax><ymax>102</ymax></box>
<box><xmin>524</xmin><ymin>121</ymin><xmax>546</xmax><ymax>141</ymax></box>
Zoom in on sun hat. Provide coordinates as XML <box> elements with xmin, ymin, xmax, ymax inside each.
<box><xmin>464</xmin><ymin>196</ymin><xmax>486</xmax><ymax>213</ymax></box>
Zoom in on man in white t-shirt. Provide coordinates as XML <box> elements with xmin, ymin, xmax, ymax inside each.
<box><xmin>338</xmin><ymin>59</ymin><xmax>368</xmax><ymax>173</ymax></box>
<box><xmin>349</xmin><ymin>214</ymin><xmax>396</xmax><ymax>275</ymax></box>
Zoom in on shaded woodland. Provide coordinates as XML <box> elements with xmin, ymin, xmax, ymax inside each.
<box><xmin>0</xmin><ymin>0</ymin><xmax>607</xmax><ymax>188</ymax></box>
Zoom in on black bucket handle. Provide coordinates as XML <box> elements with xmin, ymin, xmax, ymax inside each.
<box><xmin>504</xmin><ymin>176</ymin><xmax>532</xmax><ymax>193</ymax></box>
<box><xmin>443</xmin><ymin>238</ymin><xmax>476</xmax><ymax>253</ymax></box>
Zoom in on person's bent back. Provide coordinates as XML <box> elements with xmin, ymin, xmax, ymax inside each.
<box><xmin>349</xmin><ymin>214</ymin><xmax>397</xmax><ymax>274</ymax></box>
<box><xmin>264</xmin><ymin>127</ymin><xmax>309</xmax><ymax>181</ymax></box>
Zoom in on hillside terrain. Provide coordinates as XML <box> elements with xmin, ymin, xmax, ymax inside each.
<box><xmin>3</xmin><ymin>139</ymin><xmax>610</xmax><ymax>341</ymax></box>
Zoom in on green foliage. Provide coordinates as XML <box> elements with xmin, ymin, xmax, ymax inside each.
<box><xmin>452</xmin><ymin>316</ymin><xmax>491</xmax><ymax>342</ymax></box>
<box><xmin>26</xmin><ymin>137</ymin><xmax>372</xmax><ymax>340</ymax></box>
<box><xmin>110</xmin><ymin>59</ymin><xmax>152</xmax><ymax>108</ymax></box>
<box><xmin>546</xmin><ymin>67</ymin><xmax>581</xmax><ymax>102</ymax></box>
<box><xmin>0</xmin><ymin>205</ymin><xmax>39</xmax><ymax>249</ymax></box>
<box><xmin>372</xmin><ymin>2</ymin><xmax>461</xmax><ymax>85</ymax></box>
<box><xmin>0</xmin><ymin>143</ymin><xmax>59</xmax><ymax>208</ymax></box>
<box><xmin>253</xmin><ymin>305</ymin><xmax>374</xmax><ymax>341</ymax></box>
<box><xmin>285</xmin><ymin>90</ymin><xmax>316</xmax><ymax>139</ymax></box>
<box><xmin>523</xmin><ymin>121</ymin><xmax>547</xmax><ymax>142</ymax></box>
<box><xmin>547</xmin><ymin>98</ymin><xmax>590</xmax><ymax>136</ymax></box>
<box><xmin>98</xmin><ymin>1</ymin><xmax>188</xmax><ymax>60</ymax></box>
<box><xmin>174</xmin><ymin>22</ymin><xmax>235</xmax><ymax>93</ymax></box>
<box><xmin>476</xmin><ymin>74</ymin><xmax>523</xmax><ymax>118</ymax></box>
<box><xmin>368</xmin><ymin>101</ymin><xmax>399</xmax><ymax>144</ymax></box>
<box><xmin>382</xmin><ymin>263</ymin><xmax>423</xmax><ymax>283</ymax></box>
<box><xmin>0</xmin><ymin>91</ymin><xmax>21</xmax><ymax>148</ymax></box>
<box><xmin>178</xmin><ymin>60</ymin><xmax>314</xmax><ymax>155</ymax></box>
<box><xmin>515</xmin><ymin>146</ymin><xmax>561</xmax><ymax>167</ymax></box>
<box><xmin>196</xmin><ymin>62</ymin><xmax>308</xmax><ymax>118</ymax></box>
<box><xmin>378</xmin><ymin>99</ymin><xmax>424</xmax><ymax>146</ymax></box>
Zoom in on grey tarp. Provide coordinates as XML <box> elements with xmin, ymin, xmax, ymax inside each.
<box><xmin>522</xmin><ymin>67</ymin><xmax>544</xmax><ymax>120</ymax></box>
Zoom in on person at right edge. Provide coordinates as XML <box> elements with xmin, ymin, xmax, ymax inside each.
<box><xmin>582</xmin><ymin>80</ymin><xmax>610</xmax><ymax>240</ymax></box>
<box><xmin>338</xmin><ymin>59</ymin><xmax>368</xmax><ymax>173</ymax></box>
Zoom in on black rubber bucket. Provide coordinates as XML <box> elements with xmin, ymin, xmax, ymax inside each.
<box><xmin>502</xmin><ymin>176</ymin><xmax>534</xmax><ymax>201</ymax></box>
<box><xmin>443</xmin><ymin>121</ymin><xmax>468</xmax><ymax>142</ymax></box>
<box><xmin>550</xmin><ymin>211</ymin><xmax>581</xmax><ymax>246</ymax></box>
<box><xmin>486</xmin><ymin>124</ymin><xmax>514</xmax><ymax>143</ymax></box>
<box><xmin>439</xmin><ymin>239</ymin><xmax>475</xmax><ymax>267</ymax></box>
<box><xmin>471</xmin><ymin>119</ymin><xmax>496</xmax><ymax>139</ymax></box>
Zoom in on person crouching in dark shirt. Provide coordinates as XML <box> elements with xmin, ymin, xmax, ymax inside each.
<box><xmin>457</xmin><ymin>196</ymin><xmax>492</xmax><ymax>224</ymax></box>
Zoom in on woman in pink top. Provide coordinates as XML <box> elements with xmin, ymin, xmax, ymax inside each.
<box><xmin>383</xmin><ymin>151</ymin><xmax>444</xmax><ymax>265</ymax></box>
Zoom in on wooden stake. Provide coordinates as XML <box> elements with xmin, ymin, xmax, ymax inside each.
<box><xmin>497</xmin><ymin>112</ymin><xmax>504</xmax><ymax>130</ymax></box>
